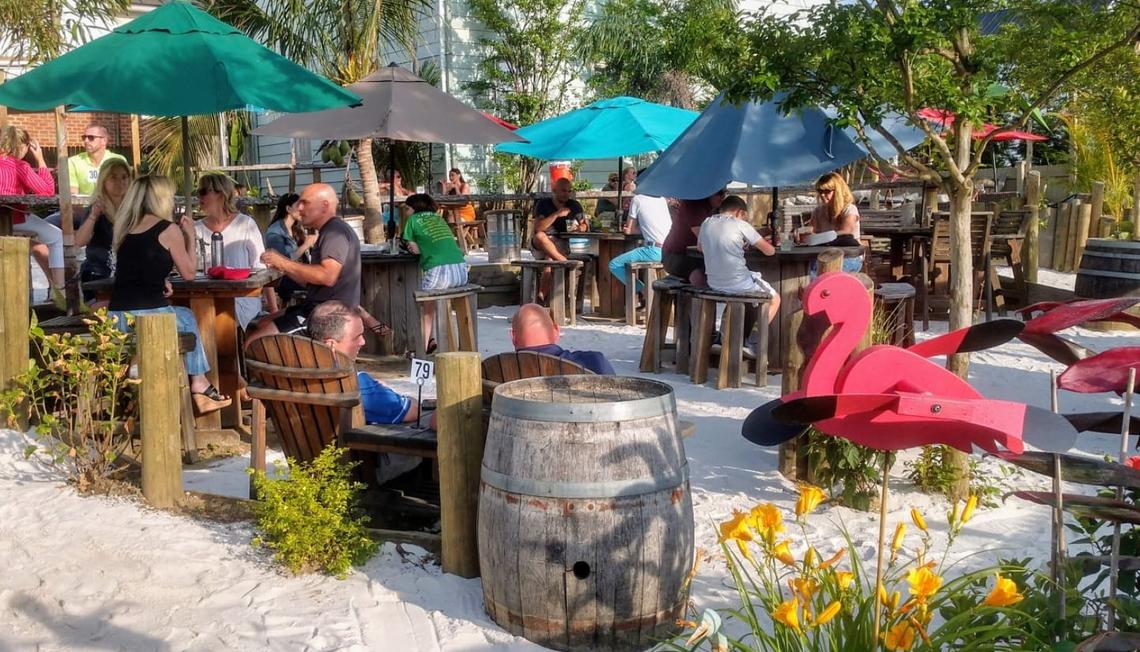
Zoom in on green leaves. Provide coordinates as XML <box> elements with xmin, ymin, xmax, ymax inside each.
<box><xmin>249</xmin><ymin>445</ymin><xmax>378</xmax><ymax>578</ymax></box>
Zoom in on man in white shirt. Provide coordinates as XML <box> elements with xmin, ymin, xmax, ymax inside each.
<box><xmin>697</xmin><ymin>195</ymin><xmax>781</xmax><ymax>346</ymax></box>
<box><xmin>607</xmin><ymin>191</ymin><xmax>673</xmax><ymax>298</ymax></box>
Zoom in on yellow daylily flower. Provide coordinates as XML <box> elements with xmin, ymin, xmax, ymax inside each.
<box><xmin>820</xmin><ymin>547</ymin><xmax>847</xmax><ymax>569</ymax></box>
<box><xmin>961</xmin><ymin>494</ymin><xmax>979</xmax><ymax>524</ymax></box>
<box><xmin>749</xmin><ymin>503</ymin><xmax>785</xmax><ymax>544</ymax></box>
<box><xmin>884</xmin><ymin>621</ymin><xmax>917</xmax><ymax>651</ymax></box>
<box><xmin>718</xmin><ymin>511</ymin><xmax>754</xmax><ymax>543</ymax></box>
<box><xmin>788</xmin><ymin>577</ymin><xmax>819</xmax><ymax>601</ymax></box>
<box><xmin>983</xmin><ymin>573</ymin><xmax>1025</xmax><ymax>607</ymax></box>
<box><xmin>803</xmin><ymin>546</ymin><xmax>818</xmax><ymax>569</ymax></box>
<box><xmin>948</xmin><ymin>500</ymin><xmax>961</xmax><ymax>528</ymax></box>
<box><xmin>891</xmin><ymin>522</ymin><xmax>907</xmax><ymax>554</ymax></box>
<box><xmin>907</xmin><ymin>566</ymin><xmax>944</xmax><ymax>602</ymax></box>
<box><xmin>835</xmin><ymin>570</ymin><xmax>855</xmax><ymax>590</ymax></box>
<box><xmin>772</xmin><ymin>540</ymin><xmax>795</xmax><ymax>566</ymax></box>
<box><xmin>879</xmin><ymin>582</ymin><xmax>889</xmax><ymax>606</ymax></box>
<box><xmin>735</xmin><ymin>540</ymin><xmax>754</xmax><ymax>563</ymax></box>
<box><xmin>795</xmin><ymin>484</ymin><xmax>827</xmax><ymax>517</ymax></box>
<box><xmin>772</xmin><ymin>596</ymin><xmax>801</xmax><ymax>632</ymax></box>
<box><xmin>813</xmin><ymin>601</ymin><xmax>842</xmax><ymax>626</ymax></box>
<box><xmin>910</xmin><ymin>507</ymin><xmax>928</xmax><ymax>533</ymax></box>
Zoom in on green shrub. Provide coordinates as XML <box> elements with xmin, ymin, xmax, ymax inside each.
<box><xmin>249</xmin><ymin>445</ymin><xmax>378</xmax><ymax>578</ymax></box>
<box><xmin>0</xmin><ymin>310</ymin><xmax>138</xmax><ymax>489</ymax></box>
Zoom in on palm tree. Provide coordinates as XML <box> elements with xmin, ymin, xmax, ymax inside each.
<box><xmin>202</xmin><ymin>0</ymin><xmax>429</xmax><ymax>242</ymax></box>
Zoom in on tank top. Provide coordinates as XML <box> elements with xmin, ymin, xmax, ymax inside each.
<box><xmin>109</xmin><ymin>221</ymin><xmax>175</xmax><ymax>311</ymax></box>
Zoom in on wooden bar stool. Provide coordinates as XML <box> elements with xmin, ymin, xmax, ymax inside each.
<box><xmin>624</xmin><ymin>261</ymin><xmax>665</xmax><ymax>326</ymax></box>
<box><xmin>689</xmin><ymin>288</ymin><xmax>771</xmax><ymax>389</ymax></box>
<box><xmin>874</xmin><ymin>282</ymin><xmax>917</xmax><ymax>347</ymax></box>
<box><xmin>568</xmin><ymin>253</ymin><xmax>598</xmax><ymax>318</ymax></box>
<box><xmin>513</xmin><ymin>259</ymin><xmax>582</xmax><ymax>326</ymax></box>
<box><xmin>412</xmin><ymin>284</ymin><xmax>484</xmax><ymax>357</ymax></box>
<box><xmin>639</xmin><ymin>275</ymin><xmax>689</xmax><ymax>373</ymax></box>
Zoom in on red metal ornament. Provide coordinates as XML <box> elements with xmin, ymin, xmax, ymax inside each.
<box><xmin>1057</xmin><ymin>347</ymin><xmax>1140</xmax><ymax>395</ymax></box>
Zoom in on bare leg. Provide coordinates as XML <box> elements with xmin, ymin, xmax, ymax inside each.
<box><xmin>767</xmin><ymin>293</ymin><xmax>781</xmax><ymax>323</ymax></box>
<box><xmin>30</xmin><ymin>243</ymin><xmax>50</xmax><ymax>278</ymax></box>
<box><xmin>531</xmin><ymin>232</ymin><xmax>567</xmax><ymax>261</ymax></box>
<box><xmin>421</xmin><ymin>301</ymin><xmax>435</xmax><ymax>350</ymax></box>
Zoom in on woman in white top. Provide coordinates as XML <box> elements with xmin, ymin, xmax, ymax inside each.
<box><xmin>193</xmin><ymin>172</ymin><xmax>274</xmax><ymax>329</ymax></box>
<box><xmin>802</xmin><ymin>171</ymin><xmax>863</xmax><ymax>273</ymax></box>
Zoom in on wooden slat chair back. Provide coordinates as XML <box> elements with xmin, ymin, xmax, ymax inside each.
<box><xmin>989</xmin><ymin>209</ymin><xmax>1031</xmax><ymax>304</ymax></box>
<box><xmin>926</xmin><ymin>211</ymin><xmax>995</xmax><ymax>312</ymax></box>
<box><xmin>859</xmin><ymin>210</ymin><xmax>906</xmax><ymax>229</ymax></box>
<box><xmin>245</xmin><ymin>334</ymin><xmax>362</xmax><ymax>464</ymax></box>
<box><xmin>481</xmin><ymin>351</ymin><xmax>594</xmax><ymax>402</ymax></box>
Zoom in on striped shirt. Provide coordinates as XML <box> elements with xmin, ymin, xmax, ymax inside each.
<box><xmin>0</xmin><ymin>156</ymin><xmax>55</xmax><ymax>225</ymax></box>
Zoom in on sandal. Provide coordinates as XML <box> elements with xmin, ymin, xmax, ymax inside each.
<box><xmin>426</xmin><ymin>338</ymin><xmax>438</xmax><ymax>355</ymax></box>
<box><xmin>192</xmin><ymin>384</ymin><xmax>232</xmax><ymax>414</ymax></box>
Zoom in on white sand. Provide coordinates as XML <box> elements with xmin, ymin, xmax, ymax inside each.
<box><xmin>3</xmin><ymin>269</ymin><xmax>1137</xmax><ymax>649</ymax></box>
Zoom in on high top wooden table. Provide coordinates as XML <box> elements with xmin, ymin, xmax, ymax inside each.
<box><xmin>860</xmin><ymin>224</ymin><xmax>932</xmax><ymax>281</ymax></box>
<box><xmin>360</xmin><ymin>249</ymin><xmax>422</xmax><ymax>356</ymax></box>
<box><xmin>687</xmin><ymin>245</ymin><xmax>864</xmax><ymax>371</ymax></box>
<box><xmin>86</xmin><ymin>269</ymin><xmax>280</xmax><ymax>433</ymax></box>
<box><xmin>555</xmin><ymin>231</ymin><xmax>642</xmax><ymax>319</ymax></box>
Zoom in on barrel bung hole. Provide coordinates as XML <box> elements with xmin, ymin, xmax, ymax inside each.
<box><xmin>572</xmin><ymin>561</ymin><xmax>591</xmax><ymax>580</ymax></box>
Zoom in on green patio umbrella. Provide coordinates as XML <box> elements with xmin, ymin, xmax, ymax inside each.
<box><xmin>0</xmin><ymin>1</ymin><xmax>359</xmax><ymax>116</ymax></box>
<box><xmin>0</xmin><ymin>1</ymin><xmax>359</xmax><ymax>312</ymax></box>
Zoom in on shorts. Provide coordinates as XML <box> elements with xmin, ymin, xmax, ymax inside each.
<box><xmin>273</xmin><ymin>302</ymin><xmax>316</xmax><ymax>334</ymax></box>
<box><xmin>662</xmin><ymin>250</ymin><xmax>704</xmax><ymax>279</ymax></box>
<box><xmin>749</xmin><ymin>273</ymin><xmax>776</xmax><ymax>296</ymax></box>
<box><xmin>529</xmin><ymin>233</ymin><xmax>569</xmax><ymax>260</ymax></box>
<box><xmin>422</xmin><ymin>263</ymin><xmax>469</xmax><ymax>290</ymax></box>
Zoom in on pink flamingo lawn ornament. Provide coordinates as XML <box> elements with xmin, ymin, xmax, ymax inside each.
<box><xmin>743</xmin><ymin>272</ymin><xmax>1079</xmax><ymax>455</ymax></box>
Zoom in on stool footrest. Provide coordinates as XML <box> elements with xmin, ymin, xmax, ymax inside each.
<box><xmin>413</xmin><ymin>284</ymin><xmax>484</xmax><ymax>301</ymax></box>
<box><xmin>692</xmin><ymin>288</ymin><xmax>773</xmax><ymax>301</ymax></box>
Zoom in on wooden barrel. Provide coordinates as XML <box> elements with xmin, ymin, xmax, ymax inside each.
<box><xmin>1076</xmin><ymin>239</ymin><xmax>1140</xmax><ymax>299</ymax></box>
<box><xmin>478</xmin><ymin>376</ymin><xmax>694</xmax><ymax>652</ymax></box>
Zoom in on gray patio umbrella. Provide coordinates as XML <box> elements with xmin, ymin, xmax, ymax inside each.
<box><xmin>253</xmin><ymin>63</ymin><xmax>525</xmax><ymax>230</ymax></box>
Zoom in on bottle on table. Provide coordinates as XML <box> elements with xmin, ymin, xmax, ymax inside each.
<box><xmin>210</xmin><ymin>231</ymin><xmax>224</xmax><ymax>269</ymax></box>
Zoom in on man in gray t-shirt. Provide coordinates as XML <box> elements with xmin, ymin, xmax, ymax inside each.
<box><xmin>248</xmin><ymin>183</ymin><xmax>362</xmax><ymax>339</ymax></box>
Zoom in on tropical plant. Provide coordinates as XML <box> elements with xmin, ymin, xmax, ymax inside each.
<box><xmin>729</xmin><ymin>0</ymin><xmax>1140</xmax><ymax>498</ymax></box>
<box><xmin>0</xmin><ymin>311</ymin><xmax>138</xmax><ymax>491</ymax></box>
<box><xmin>0</xmin><ymin>0</ymin><xmax>129</xmax><ymax>65</ymax></box>
<box><xmin>578</xmin><ymin>0</ymin><xmax>741</xmax><ymax>108</ymax></box>
<box><xmin>671</xmin><ymin>486</ymin><xmax>1047</xmax><ymax>650</ymax></box>
<box><xmin>249</xmin><ymin>445</ymin><xmax>378</xmax><ymax>578</ymax></box>
<box><xmin>202</xmin><ymin>0</ymin><xmax>429</xmax><ymax>242</ymax></box>
<box><xmin>1055</xmin><ymin>112</ymin><xmax>1133</xmax><ymax>223</ymax></box>
<box><xmin>464</xmin><ymin>0</ymin><xmax>587</xmax><ymax>192</ymax></box>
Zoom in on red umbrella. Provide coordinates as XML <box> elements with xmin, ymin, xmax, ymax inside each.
<box><xmin>916</xmin><ymin>107</ymin><xmax>1047</xmax><ymax>141</ymax></box>
<box><xmin>481</xmin><ymin>111</ymin><xmax>518</xmax><ymax>131</ymax></box>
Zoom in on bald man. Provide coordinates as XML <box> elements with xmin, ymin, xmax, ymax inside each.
<box><xmin>249</xmin><ymin>183</ymin><xmax>362</xmax><ymax>340</ymax></box>
<box><xmin>510</xmin><ymin>303</ymin><xmax>615</xmax><ymax>375</ymax></box>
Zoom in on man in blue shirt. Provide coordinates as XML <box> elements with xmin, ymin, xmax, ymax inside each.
<box><xmin>510</xmin><ymin>303</ymin><xmax>616</xmax><ymax>375</ymax></box>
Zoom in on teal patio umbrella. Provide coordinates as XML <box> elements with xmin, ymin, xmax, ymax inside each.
<box><xmin>495</xmin><ymin>96</ymin><xmax>698</xmax><ymax>208</ymax></box>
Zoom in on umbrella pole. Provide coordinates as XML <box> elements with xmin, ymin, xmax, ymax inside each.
<box><xmin>616</xmin><ymin>156</ymin><xmax>623</xmax><ymax>223</ymax></box>
<box><xmin>388</xmin><ymin>144</ymin><xmax>397</xmax><ymax>251</ymax></box>
<box><xmin>769</xmin><ymin>187</ymin><xmax>780</xmax><ymax>245</ymax></box>
<box><xmin>427</xmin><ymin>143</ymin><xmax>433</xmax><ymax>192</ymax></box>
<box><xmin>181</xmin><ymin>116</ymin><xmax>193</xmax><ymax>220</ymax></box>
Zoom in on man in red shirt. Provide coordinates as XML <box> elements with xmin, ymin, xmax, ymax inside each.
<box><xmin>660</xmin><ymin>189</ymin><xmax>725</xmax><ymax>286</ymax></box>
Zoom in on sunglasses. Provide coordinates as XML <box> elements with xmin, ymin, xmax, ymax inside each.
<box><xmin>196</xmin><ymin>187</ymin><xmax>214</xmax><ymax>197</ymax></box>
<box><xmin>82</xmin><ymin>134</ymin><xmax>104</xmax><ymax>141</ymax></box>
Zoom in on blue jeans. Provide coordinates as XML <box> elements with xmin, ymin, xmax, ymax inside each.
<box><xmin>608</xmin><ymin>246</ymin><xmax>663</xmax><ymax>292</ymax></box>
<box><xmin>108</xmin><ymin>306</ymin><xmax>210</xmax><ymax>376</ymax></box>
<box><xmin>809</xmin><ymin>255</ymin><xmax>864</xmax><ymax>278</ymax></box>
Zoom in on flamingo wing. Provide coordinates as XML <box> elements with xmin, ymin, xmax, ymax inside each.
<box><xmin>1057</xmin><ymin>347</ymin><xmax>1140</xmax><ymax>395</ymax></box>
<box><xmin>905</xmin><ymin>319</ymin><xmax>1024</xmax><ymax>359</ymax></box>
<box><xmin>742</xmin><ymin>398</ymin><xmax>809</xmax><ymax>446</ymax></box>
<box><xmin>1019</xmin><ymin>331</ymin><xmax>1099</xmax><ymax>367</ymax></box>
<box><xmin>1023</xmin><ymin>298</ymin><xmax>1140</xmax><ymax>335</ymax></box>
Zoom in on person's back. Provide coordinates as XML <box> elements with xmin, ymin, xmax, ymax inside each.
<box><xmin>308</xmin><ymin>216</ymin><xmax>361</xmax><ymax>307</ymax></box>
<box><xmin>699</xmin><ymin>214</ymin><xmax>763</xmax><ymax>293</ymax></box>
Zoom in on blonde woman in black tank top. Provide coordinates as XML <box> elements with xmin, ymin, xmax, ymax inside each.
<box><xmin>107</xmin><ymin>175</ymin><xmax>230</xmax><ymax>414</ymax></box>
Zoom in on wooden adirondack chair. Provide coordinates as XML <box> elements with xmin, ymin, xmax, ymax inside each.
<box><xmin>244</xmin><ymin>334</ymin><xmax>438</xmax><ymax>482</ymax></box>
<box><xmin>480</xmin><ymin>350</ymin><xmax>594</xmax><ymax>402</ymax></box>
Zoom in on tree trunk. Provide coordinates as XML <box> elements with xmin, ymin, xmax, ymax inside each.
<box><xmin>944</xmin><ymin>184</ymin><xmax>974</xmax><ymax>499</ymax></box>
<box><xmin>357</xmin><ymin>138</ymin><xmax>383</xmax><ymax>244</ymax></box>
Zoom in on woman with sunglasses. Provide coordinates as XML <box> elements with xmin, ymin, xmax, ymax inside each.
<box><xmin>108</xmin><ymin>174</ymin><xmax>230</xmax><ymax>414</ymax></box>
<box><xmin>193</xmin><ymin>172</ymin><xmax>275</xmax><ymax>327</ymax></box>
<box><xmin>802</xmin><ymin>172</ymin><xmax>863</xmax><ymax>273</ymax></box>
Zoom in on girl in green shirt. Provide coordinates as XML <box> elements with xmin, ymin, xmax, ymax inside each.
<box><xmin>403</xmin><ymin>194</ymin><xmax>469</xmax><ymax>354</ymax></box>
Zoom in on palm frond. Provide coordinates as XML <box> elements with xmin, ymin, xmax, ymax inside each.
<box><xmin>140</xmin><ymin>114</ymin><xmax>222</xmax><ymax>183</ymax></box>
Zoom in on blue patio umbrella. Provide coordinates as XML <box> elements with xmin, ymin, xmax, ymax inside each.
<box><xmin>635</xmin><ymin>92</ymin><xmax>926</xmax><ymax>201</ymax></box>
<box><xmin>496</xmin><ymin>96</ymin><xmax>699</xmax><ymax>209</ymax></box>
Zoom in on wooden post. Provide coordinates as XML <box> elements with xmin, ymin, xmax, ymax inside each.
<box><xmin>436</xmin><ymin>351</ymin><xmax>484</xmax><ymax>577</ymax></box>
<box><xmin>1132</xmin><ymin>171</ymin><xmax>1140</xmax><ymax>241</ymax></box>
<box><xmin>1065</xmin><ymin>200</ymin><xmax>1082</xmax><ymax>273</ymax></box>
<box><xmin>1074</xmin><ymin>203</ymin><xmax>1093</xmax><ymax>271</ymax></box>
<box><xmin>55</xmin><ymin>106</ymin><xmax>79</xmax><ymax>313</ymax></box>
<box><xmin>1025</xmin><ymin>171</ymin><xmax>1041</xmax><ymax>283</ymax></box>
<box><xmin>1090</xmin><ymin>180</ymin><xmax>1106</xmax><ymax>236</ymax></box>
<box><xmin>1052</xmin><ymin>202</ymin><xmax>1071</xmax><ymax>272</ymax></box>
<box><xmin>1015</xmin><ymin>161</ymin><xmax>1027</xmax><ymax>196</ymax></box>
<box><xmin>131</xmin><ymin>115</ymin><xmax>142</xmax><ymax>168</ymax></box>
<box><xmin>0</xmin><ymin>70</ymin><xmax>7</xmax><ymax>129</ymax></box>
<box><xmin>777</xmin><ymin>309</ymin><xmax>803</xmax><ymax>480</ymax></box>
<box><xmin>138</xmin><ymin>313</ymin><xmax>183</xmax><ymax>508</ymax></box>
<box><xmin>0</xmin><ymin>237</ymin><xmax>30</xmax><ymax>403</ymax></box>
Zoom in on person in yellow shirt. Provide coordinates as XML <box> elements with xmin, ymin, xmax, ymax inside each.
<box><xmin>68</xmin><ymin>125</ymin><xmax>127</xmax><ymax>195</ymax></box>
